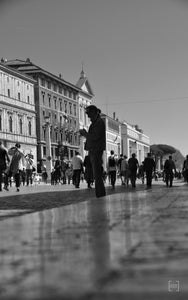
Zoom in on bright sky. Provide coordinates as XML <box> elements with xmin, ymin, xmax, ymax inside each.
<box><xmin>1</xmin><ymin>0</ymin><xmax>188</xmax><ymax>156</ymax></box>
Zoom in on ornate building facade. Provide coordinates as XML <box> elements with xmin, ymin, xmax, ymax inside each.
<box><xmin>121</xmin><ymin>122</ymin><xmax>150</xmax><ymax>163</ymax></box>
<box><xmin>3</xmin><ymin>58</ymin><xmax>151</xmax><ymax>173</ymax></box>
<box><xmin>0</xmin><ymin>62</ymin><xmax>37</xmax><ymax>163</ymax></box>
<box><xmin>5</xmin><ymin>59</ymin><xmax>94</xmax><ymax>173</ymax></box>
<box><xmin>6</xmin><ymin>59</ymin><xmax>82</xmax><ymax>171</ymax></box>
<box><xmin>100</xmin><ymin>112</ymin><xmax>150</xmax><ymax>168</ymax></box>
<box><xmin>101</xmin><ymin>113</ymin><xmax>122</xmax><ymax>170</ymax></box>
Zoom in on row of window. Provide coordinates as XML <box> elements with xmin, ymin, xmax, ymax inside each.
<box><xmin>42</xmin><ymin>127</ymin><xmax>78</xmax><ymax>145</ymax></box>
<box><xmin>41</xmin><ymin>93</ymin><xmax>77</xmax><ymax>116</ymax></box>
<box><xmin>7</xmin><ymin>89</ymin><xmax>31</xmax><ymax>103</ymax></box>
<box><xmin>42</xmin><ymin>147</ymin><xmax>75</xmax><ymax>159</ymax></box>
<box><xmin>42</xmin><ymin>111</ymin><xmax>77</xmax><ymax>128</ymax></box>
<box><xmin>0</xmin><ymin>115</ymin><xmax>32</xmax><ymax>136</ymax></box>
<box><xmin>40</xmin><ymin>78</ymin><xmax>77</xmax><ymax>100</ymax></box>
<box><xmin>5</xmin><ymin>75</ymin><xmax>30</xmax><ymax>90</ymax></box>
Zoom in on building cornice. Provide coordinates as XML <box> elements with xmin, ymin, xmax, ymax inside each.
<box><xmin>5</xmin><ymin>59</ymin><xmax>81</xmax><ymax>92</ymax></box>
<box><xmin>0</xmin><ymin>63</ymin><xmax>36</xmax><ymax>84</ymax></box>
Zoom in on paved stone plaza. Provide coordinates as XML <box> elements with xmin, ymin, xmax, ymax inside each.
<box><xmin>0</xmin><ymin>180</ymin><xmax>187</xmax><ymax>299</ymax></box>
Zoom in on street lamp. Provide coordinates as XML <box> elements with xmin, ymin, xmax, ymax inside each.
<box><xmin>44</xmin><ymin>116</ymin><xmax>52</xmax><ymax>181</ymax></box>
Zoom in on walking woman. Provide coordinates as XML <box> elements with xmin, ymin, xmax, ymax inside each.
<box><xmin>8</xmin><ymin>143</ymin><xmax>25</xmax><ymax>192</ymax></box>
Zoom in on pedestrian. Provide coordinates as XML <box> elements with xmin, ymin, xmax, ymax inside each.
<box><xmin>182</xmin><ymin>155</ymin><xmax>188</xmax><ymax>183</ymax></box>
<box><xmin>71</xmin><ymin>151</ymin><xmax>83</xmax><ymax>188</ymax></box>
<box><xmin>54</xmin><ymin>159</ymin><xmax>61</xmax><ymax>184</ymax></box>
<box><xmin>79</xmin><ymin>105</ymin><xmax>106</xmax><ymax>198</ymax></box>
<box><xmin>8</xmin><ymin>143</ymin><xmax>25</xmax><ymax>192</ymax></box>
<box><xmin>138</xmin><ymin>161</ymin><xmax>145</xmax><ymax>184</ymax></box>
<box><xmin>83</xmin><ymin>154</ymin><xmax>94</xmax><ymax>188</ymax></box>
<box><xmin>117</xmin><ymin>154</ymin><xmax>124</xmax><ymax>185</ymax></box>
<box><xmin>61</xmin><ymin>157</ymin><xmax>68</xmax><ymax>184</ymax></box>
<box><xmin>164</xmin><ymin>155</ymin><xmax>176</xmax><ymax>187</ymax></box>
<box><xmin>128</xmin><ymin>153</ymin><xmax>139</xmax><ymax>188</ymax></box>
<box><xmin>21</xmin><ymin>168</ymin><xmax>26</xmax><ymax>186</ymax></box>
<box><xmin>25</xmin><ymin>154</ymin><xmax>34</xmax><ymax>186</ymax></box>
<box><xmin>143</xmin><ymin>153</ymin><xmax>156</xmax><ymax>188</ymax></box>
<box><xmin>65</xmin><ymin>161</ymin><xmax>73</xmax><ymax>184</ymax></box>
<box><xmin>107</xmin><ymin>150</ymin><xmax>117</xmax><ymax>189</ymax></box>
<box><xmin>0</xmin><ymin>141</ymin><xmax>10</xmax><ymax>191</ymax></box>
<box><xmin>51</xmin><ymin>169</ymin><xmax>55</xmax><ymax>185</ymax></box>
<box><xmin>41</xmin><ymin>165</ymin><xmax>48</xmax><ymax>184</ymax></box>
<box><xmin>120</xmin><ymin>155</ymin><xmax>129</xmax><ymax>186</ymax></box>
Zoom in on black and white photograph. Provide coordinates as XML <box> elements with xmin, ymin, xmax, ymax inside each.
<box><xmin>0</xmin><ymin>0</ymin><xmax>188</xmax><ymax>299</ymax></box>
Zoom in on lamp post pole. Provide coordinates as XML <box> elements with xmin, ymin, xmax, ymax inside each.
<box><xmin>44</xmin><ymin>116</ymin><xmax>52</xmax><ymax>181</ymax></box>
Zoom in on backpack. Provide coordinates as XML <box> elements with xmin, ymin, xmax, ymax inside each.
<box><xmin>109</xmin><ymin>156</ymin><xmax>116</xmax><ymax>167</ymax></box>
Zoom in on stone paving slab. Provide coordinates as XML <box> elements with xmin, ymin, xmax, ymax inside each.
<box><xmin>0</xmin><ymin>180</ymin><xmax>187</xmax><ymax>299</ymax></box>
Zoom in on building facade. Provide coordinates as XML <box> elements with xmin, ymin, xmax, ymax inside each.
<box><xmin>101</xmin><ymin>113</ymin><xmax>122</xmax><ymax>170</ymax></box>
<box><xmin>5</xmin><ymin>59</ymin><xmax>82</xmax><ymax>173</ymax></box>
<box><xmin>3</xmin><ymin>58</ymin><xmax>151</xmax><ymax>173</ymax></box>
<box><xmin>121</xmin><ymin>122</ymin><xmax>150</xmax><ymax>163</ymax></box>
<box><xmin>0</xmin><ymin>62</ymin><xmax>37</xmax><ymax>163</ymax></box>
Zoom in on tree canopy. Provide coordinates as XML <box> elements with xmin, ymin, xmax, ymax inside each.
<box><xmin>150</xmin><ymin>144</ymin><xmax>176</xmax><ymax>156</ymax></box>
<box><xmin>150</xmin><ymin>144</ymin><xmax>185</xmax><ymax>169</ymax></box>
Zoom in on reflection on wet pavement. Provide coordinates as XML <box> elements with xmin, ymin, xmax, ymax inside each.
<box><xmin>0</xmin><ymin>184</ymin><xmax>188</xmax><ymax>299</ymax></box>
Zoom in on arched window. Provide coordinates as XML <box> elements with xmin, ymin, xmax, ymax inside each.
<box><xmin>19</xmin><ymin>118</ymin><xmax>23</xmax><ymax>134</ymax></box>
<box><xmin>28</xmin><ymin>120</ymin><xmax>32</xmax><ymax>136</ymax></box>
<box><xmin>9</xmin><ymin>116</ymin><xmax>13</xmax><ymax>132</ymax></box>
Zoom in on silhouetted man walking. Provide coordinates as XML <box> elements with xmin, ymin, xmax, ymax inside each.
<box><xmin>143</xmin><ymin>153</ymin><xmax>156</xmax><ymax>188</ymax></box>
<box><xmin>164</xmin><ymin>155</ymin><xmax>176</xmax><ymax>187</ymax></box>
<box><xmin>79</xmin><ymin>105</ymin><xmax>106</xmax><ymax>198</ymax></box>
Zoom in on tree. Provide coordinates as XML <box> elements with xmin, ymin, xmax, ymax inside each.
<box><xmin>150</xmin><ymin>144</ymin><xmax>176</xmax><ymax>156</ymax></box>
<box><xmin>150</xmin><ymin>144</ymin><xmax>184</xmax><ymax>170</ymax></box>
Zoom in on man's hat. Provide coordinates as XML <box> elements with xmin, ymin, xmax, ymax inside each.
<box><xmin>15</xmin><ymin>143</ymin><xmax>21</xmax><ymax>148</ymax></box>
<box><xmin>85</xmin><ymin>105</ymin><xmax>101</xmax><ymax>114</ymax></box>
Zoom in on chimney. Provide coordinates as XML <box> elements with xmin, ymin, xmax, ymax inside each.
<box><xmin>113</xmin><ymin>112</ymin><xmax>116</xmax><ymax>120</ymax></box>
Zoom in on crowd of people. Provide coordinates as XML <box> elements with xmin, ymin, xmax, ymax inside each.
<box><xmin>0</xmin><ymin>141</ymin><xmax>36</xmax><ymax>192</ymax></box>
<box><xmin>107</xmin><ymin>152</ymin><xmax>188</xmax><ymax>190</ymax></box>
<box><xmin>0</xmin><ymin>138</ymin><xmax>188</xmax><ymax>194</ymax></box>
<box><xmin>48</xmin><ymin>150</ymin><xmax>188</xmax><ymax>192</ymax></box>
<box><xmin>1</xmin><ymin>105</ymin><xmax>188</xmax><ymax>195</ymax></box>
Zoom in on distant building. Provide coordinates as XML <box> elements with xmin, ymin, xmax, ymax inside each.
<box><xmin>121</xmin><ymin>122</ymin><xmax>150</xmax><ymax>163</ymax></box>
<box><xmin>100</xmin><ymin>112</ymin><xmax>150</xmax><ymax>167</ymax></box>
<box><xmin>101</xmin><ymin>112</ymin><xmax>121</xmax><ymax>170</ymax></box>
<box><xmin>0</xmin><ymin>61</ymin><xmax>37</xmax><ymax>163</ymax></box>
